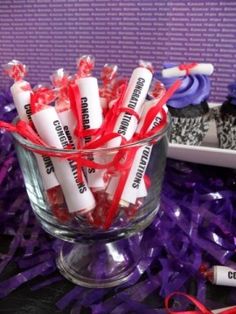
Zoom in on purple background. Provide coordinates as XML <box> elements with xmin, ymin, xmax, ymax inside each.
<box><xmin>0</xmin><ymin>0</ymin><xmax>236</xmax><ymax>102</ymax></box>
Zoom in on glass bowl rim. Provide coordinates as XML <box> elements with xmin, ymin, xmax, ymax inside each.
<box><xmin>12</xmin><ymin>114</ymin><xmax>171</xmax><ymax>155</ymax></box>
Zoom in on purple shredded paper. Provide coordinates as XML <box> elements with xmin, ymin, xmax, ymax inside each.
<box><xmin>0</xmin><ymin>88</ymin><xmax>236</xmax><ymax>313</ymax></box>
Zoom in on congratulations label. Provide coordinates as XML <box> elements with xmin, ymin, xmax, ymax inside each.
<box><xmin>32</xmin><ymin>107</ymin><xmax>96</xmax><ymax>213</ymax></box>
<box><xmin>77</xmin><ymin>77</ymin><xmax>106</xmax><ymax>189</ymax></box>
<box><xmin>10</xmin><ymin>80</ymin><xmax>59</xmax><ymax>190</ymax></box>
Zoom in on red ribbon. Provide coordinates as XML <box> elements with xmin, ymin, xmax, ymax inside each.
<box><xmin>178</xmin><ymin>63</ymin><xmax>198</xmax><ymax>76</ymax></box>
<box><xmin>165</xmin><ymin>292</ymin><xmax>236</xmax><ymax>314</ymax></box>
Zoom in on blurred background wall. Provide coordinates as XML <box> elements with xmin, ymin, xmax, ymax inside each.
<box><xmin>0</xmin><ymin>0</ymin><xmax>235</xmax><ymax>101</ymax></box>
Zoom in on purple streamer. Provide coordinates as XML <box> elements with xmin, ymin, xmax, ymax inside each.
<box><xmin>0</xmin><ymin>210</ymin><xmax>29</xmax><ymax>274</ymax></box>
<box><xmin>30</xmin><ymin>275</ymin><xmax>63</xmax><ymax>291</ymax></box>
<box><xmin>56</xmin><ymin>286</ymin><xmax>85</xmax><ymax>310</ymax></box>
<box><xmin>0</xmin><ymin>88</ymin><xmax>236</xmax><ymax>312</ymax></box>
<box><xmin>0</xmin><ymin>261</ymin><xmax>53</xmax><ymax>298</ymax></box>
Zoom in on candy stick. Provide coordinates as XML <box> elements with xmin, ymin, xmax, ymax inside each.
<box><xmin>106</xmin><ymin>101</ymin><xmax>167</xmax><ymax>205</ymax></box>
<box><xmin>106</xmin><ymin>66</ymin><xmax>153</xmax><ymax>148</ymax></box>
<box><xmin>162</xmin><ymin>62</ymin><xmax>214</xmax><ymax>78</ymax></box>
<box><xmin>106</xmin><ymin>170</ymin><xmax>148</xmax><ymax>206</ymax></box>
<box><xmin>106</xmin><ymin>82</ymin><xmax>166</xmax><ymax>205</ymax></box>
<box><xmin>51</xmin><ymin>68</ymin><xmax>77</xmax><ymax>148</ymax></box>
<box><xmin>205</xmin><ymin>265</ymin><xmax>236</xmax><ymax>287</ymax></box>
<box><xmin>31</xmin><ymin>87</ymin><xmax>96</xmax><ymax>214</ymax></box>
<box><xmin>213</xmin><ymin>306</ymin><xmax>236</xmax><ymax>314</ymax></box>
<box><xmin>106</xmin><ymin>65</ymin><xmax>155</xmax><ymax>205</ymax></box>
<box><xmin>76</xmin><ymin>55</ymin><xmax>106</xmax><ymax>190</ymax></box>
<box><xmin>3</xmin><ymin>61</ymin><xmax>62</xmax><ymax>197</ymax></box>
<box><xmin>4</xmin><ymin>61</ymin><xmax>69</xmax><ymax>221</ymax></box>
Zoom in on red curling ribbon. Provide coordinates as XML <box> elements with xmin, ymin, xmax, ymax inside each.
<box><xmin>0</xmin><ymin>120</ymin><xmax>130</xmax><ymax>173</ymax></box>
<box><xmin>101</xmin><ymin>81</ymin><xmax>128</xmax><ymax>135</ymax></box>
<box><xmin>0</xmin><ymin>121</ymin><xmax>17</xmax><ymax>133</ymax></box>
<box><xmin>165</xmin><ymin>292</ymin><xmax>212</xmax><ymax>314</ymax></box>
<box><xmin>68</xmin><ymin>83</ymin><xmax>83</xmax><ymax>148</ymax></box>
<box><xmin>0</xmin><ymin>120</ymin><xmax>46</xmax><ymax>146</ymax></box>
<box><xmin>68</xmin><ymin>83</ymin><xmax>84</xmax><ymax>181</ymax></box>
<box><xmin>116</xmin><ymin>107</ymin><xmax>140</xmax><ymax>123</ymax></box>
<box><xmin>69</xmin><ymin>82</ymin><xmax>110</xmax><ymax>144</ymax></box>
<box><xmin>178</xmin><ymin>63</ymin><xmax>198</xmax><ymax>76</ymax></box>
<box><xmin>139</xmin><ymin>80</ymin><xmax>181</xmax><ymax>137</ymax></box>
<box><xmin>144</xmin><ymin>174</ymin><xmax>151</xmax><ymax>189</ymax></box>
<box><xmin>165</xmin><ymin>292</ymin><xmax>236</xmax><ymax>314</ymax></box>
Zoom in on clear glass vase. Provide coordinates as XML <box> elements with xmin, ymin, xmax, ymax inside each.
<box><xmin>13</xmin><ymin>116</ymin><xmax>170</xmax><ymax>288</ymax></box>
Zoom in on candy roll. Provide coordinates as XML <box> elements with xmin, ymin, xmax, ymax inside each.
<box><xmin>211</xmin><ymin>266</ymin><xmax>236</xmax><ymax>287</ymax></box>
<box><xmin>107</xmin><ymin>67</ymin><xmax>153</xmax><ymax>148</ymax></box>
<box><xmin>32</xmin><ymin>106</ymin><xmax>96</xmax><ymax>214</ymax></box>
<box><xmin>106</xmin><ymin>98</ymin><xmax>167</xmax><ymax>205</ymax></box>
<box><xmin>76</xmin><ymin>76</ymin><xmax>106</xmax><ymax>190</ymax></box>
<box><xmin>106</xmin><ymin>176</ymin><xmax>147</xmax><ymax>209</ymax></box>
<box><xmin>106</xmin><ymin>143</ymin><xmax>153</xmax><ymax>205</ymax></box>
<box><xmin>11</xmin><ymin>80</ymin><xmax>32</xmax><ymax>123</ymax></box>
<box><xmin>162</xmin><ymin>63</ymin><xmax>214</xmax><ymax>78</ymax></box>
<box><xmin>51</xmin><ymin>68</ymin><xmax>78</xmax><ymax>148</ymax></box>
<box><xmin>5</xmin><ymin>60</ymin><xmax>59</xmax><ymax>191</ymax></box>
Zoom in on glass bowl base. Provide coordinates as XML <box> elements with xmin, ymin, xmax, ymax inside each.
<box><xmin>57</xmin><ymin>237</ymin><xmax>141</xmax><ymax>288</ymax></box>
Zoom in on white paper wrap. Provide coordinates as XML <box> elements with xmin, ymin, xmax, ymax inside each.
<box><xmin>213</xmin><ymin>266</ymin><xmax>236</xmax><ymax>287</ymax></box>
<box><xmin>162</xmin><ymin>63</ymin><xmax>214</xmax><ymax>78</ymax></box>
<box><xmin>10</xmin><ymin>81</ymin><xmax>59</xmax><ymax>190</ymax></box>
<box><xmin>107</xmin><ymin>67</ymin><xmax>153</xmax><ymax>148</ymax></box>
<box><xmin>106</xmin><ymin>99</ymin><xmax>167</xmax><ymax>204</ymax></box>
<box><xmin>11</xmin><ymin>81</ymin><xmax>32</xmax><ymax>123</ymax></box>
<box><xmin>32</xmin><ymin>107</ymin><xmax>96</xmax><ymax>213</ymax></box>
<box><xmin>57</xmin><ymin>109</ymin><xmax>77</xmax><ymax>148</ymax></box>
<box><xmin>77</xmin><ymin>77</ymin><xmax>106</xmax><ymax>189</ymax></box>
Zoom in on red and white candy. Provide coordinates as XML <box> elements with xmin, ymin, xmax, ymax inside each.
<box><xmin>106</xmin><ymin>81</ymin><xmax>167</xmax><ymax>205</ymax></box>
<box><xmin>51</xmin><ymin>68</ymin><xmax>78</xmax><ymax>148</ymax></box>
<box><xmin>162</xmin><ymin>63</ymin><xmax>214</xmax><ymax>78</ymax></box>
<box><xmin>76</xmin><ymin>55</ymin><xmax>106</xmax><ymax>190</ymax></box>
<box><xmin>106</xmin><ymin>65</ymin><xmax>153</xmax><ymax>148</ymax></box>
<box><xmin>31</xmin><ymin>86</ymin><xmax>96</xmax><ymax>215</ymax></box>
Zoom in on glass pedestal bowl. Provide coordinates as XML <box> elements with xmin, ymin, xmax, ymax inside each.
<box><xmin>13</xmin><ymin>118</ymin><xmax>170</xmax><ymax>288</ymax></box>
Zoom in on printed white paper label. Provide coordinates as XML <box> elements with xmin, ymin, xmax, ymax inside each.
<box><xmin>162</xmin><ymin>63</ymin><xmax>214</xmax><ymax>78</ymax></box>
<box><xmin>106</xmin><ymin>101</ymin><xmax>167</xmax><ymax>204</ymax></box>
<box><xmin>10</xmin><ymin>81</ymin><xmax>59</xmax><ymax>190</ymax></box>
<box><xmin>34</xmin><ymin>154</ymin><xmax>59</xmax><ymax>190</ymax></box>
<box><xmin>213</xmin><ymin>266</ymin><xmax>236</xmax><ymax>287</ymax></box>
<box><xmin>32</xmin><ymin>107</ymin><xmax>96</xmax><ymax>213</ymax></box>
<box><xmin>11</xmin><ymin>81</ymin><xmax>32</xmax><ymax>123</ymax></box>
<box><xmin>77</xmin><ymin>77</ymin><xmax>106</xmax><ymax>189</ymax></box>
<box><xmin>107</xmin><ymin>67</ymin><xmax>153</xmax><ymax>148</ymax></box>
<box><xmin>58</xmin><ymin>109</ymin><xmax>78</xmax><ymax>148</ymax></box>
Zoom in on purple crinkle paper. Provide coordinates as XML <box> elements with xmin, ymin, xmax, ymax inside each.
<box><xmin>0</xmin><ymin>88</ymin><xmax>236</xmax><ymax>313</ymax></box>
